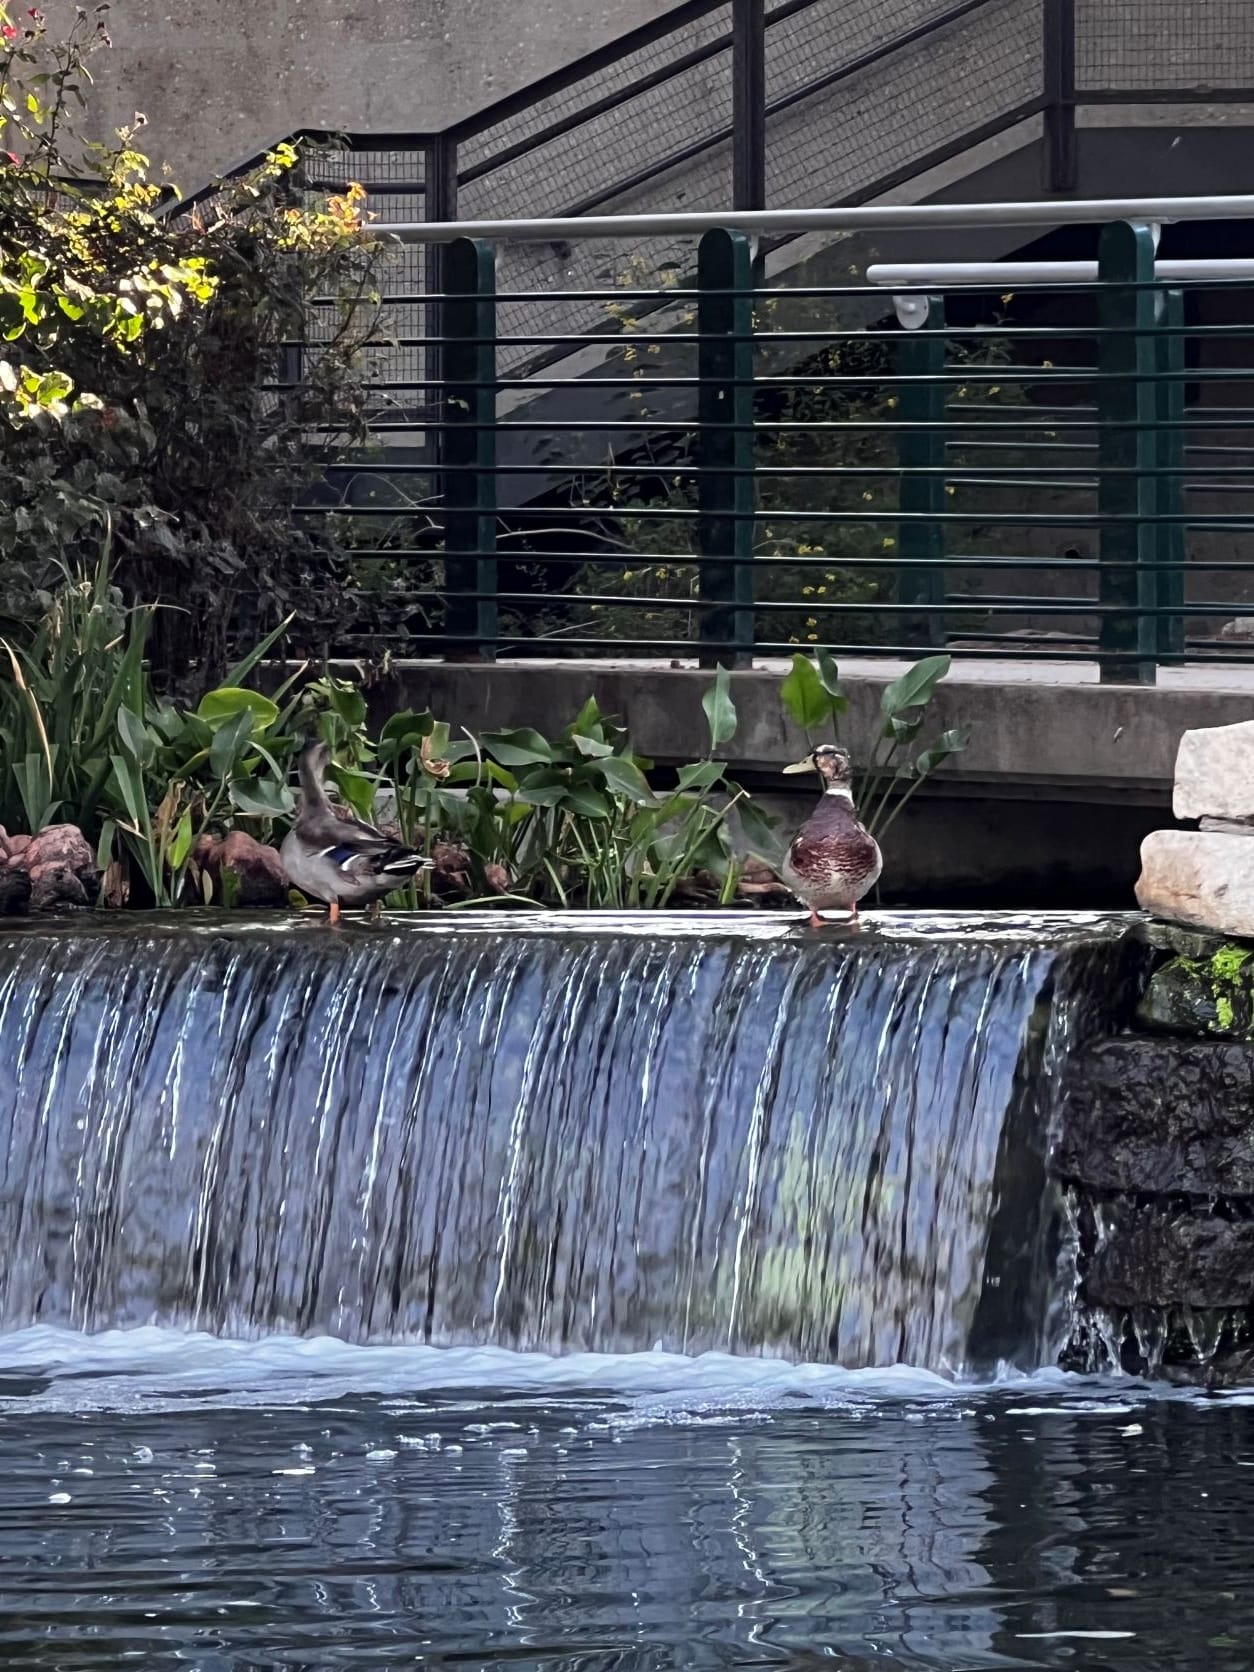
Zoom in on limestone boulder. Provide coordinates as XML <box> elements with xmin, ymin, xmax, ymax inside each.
<box><xmin>1174</xmin><ymin>719</ymin><xmax>1254</xmax><ymax>823</ymax></box>
<box><xmin>1136</xmin><ymin>828</ymin><xmax>1254</xmax><ymax>939</ymax></box>
<box><xmin>8</xmin><ymin>823</ymin><xmax>98</xmax><ymax>911</ymax></box>
<box><xmin>199</xmin><ymin>831</ymin><xmax>289</xmax><ymax>907</ymax></box>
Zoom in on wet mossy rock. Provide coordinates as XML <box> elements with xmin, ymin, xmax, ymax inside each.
<box><xmin>1137</xmin><ymin>940</ymin><xmax>1254</xmax><ymax>1039</ymax></box>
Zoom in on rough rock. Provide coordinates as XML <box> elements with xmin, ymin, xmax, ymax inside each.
<box><xmin>423</xmin><ymin>840</ymin><xmax>508</xmax><ymax>899</ymax></box>
<box><xmin>6</xmin><ymin>823</ymin><xmax>98</xmax><ymax>911</ymax></box>
<box><xmin>1174</xmin><ymin>719</ymin><xmax>1254</xmax><ymax>822</ymax></box>
<box><xmin>736</xmin><ymin>861</ymin><xmax>791</xmax><ymax>900</ymax></box>
<box><xmin>198</xmin><ymin>832</ymin><xmax>289</xmax><ymax>908</ymax></box>
<box><xmin>1137</xmin><ymin>945</ymin><xmax>1254</xmax><ymax>1039</ymax></box>
<box><xmin>0</xmin><ymin>827</ymin><xmax>30</xmax><ymax>862</ymax></box>
<box><xmin>1083</xmin><ymin>1204</ymin><xmax>1254</xmax><ymax>1311</ymax></box>
<box><xmin>429</xmin><ymin>839</ymin><xmax>471</xmax><ymax>898</ymax></box>
<box><xmin>0</xmin><ymin>869</ymin><xmax>31</xmax><ymax>914</ymax></box>
<box><xmin>1130</xmin><ymin>918</ymin><xmax>1238</xmax><ymax>960</ymax></box>
<box><xmin>1135</xmin><ymin>828</ymin><xmax>1254</xmax><ymax>938</ymax></box>
<box><xmin>1054</xmin><ymin>1036</ymin><xmax>1254</xmax><ymax>1197</ymax></box>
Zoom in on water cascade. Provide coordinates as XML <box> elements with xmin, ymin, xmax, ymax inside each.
<box><xmin>0</xmin><ymin>915</ymin><xmax>1135</xmax><ymax>1370</ymax></box>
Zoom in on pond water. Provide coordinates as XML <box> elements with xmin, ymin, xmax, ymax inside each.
<box><xmin>2</xmin><ymin>1331</ymin><xmax>1250</xmax><ymax>1670</ymax></box>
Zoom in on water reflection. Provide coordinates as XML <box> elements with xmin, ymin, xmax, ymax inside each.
<box><xmin>0</xmin><ymin>1364</ymin><xmax>1250</xmax><ymax>1669</ymax></box>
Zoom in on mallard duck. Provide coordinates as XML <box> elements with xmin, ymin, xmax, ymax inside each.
<box><xmin>280</xmin><ymin>741</ymin><xmax>430</xmax><ymax>924</ymax></box>
<box><xmin>780</xmin><ymin>744</ymin><xmax>882</xmax><ymax>928</ymax></box>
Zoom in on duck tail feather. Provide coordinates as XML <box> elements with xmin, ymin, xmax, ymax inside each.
<box><xmin>380</xmin><ymin>848</ymin><xmax>433</xmax><ymax>875</ymax></box>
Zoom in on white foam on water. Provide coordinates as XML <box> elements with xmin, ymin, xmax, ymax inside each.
<box><xmin>0</xmin><ymin>1325</ymin><xmax>1234</xmax><ymax>1420</ymax></box>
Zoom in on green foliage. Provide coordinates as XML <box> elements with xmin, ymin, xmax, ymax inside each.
<box><xmin>0</xmin><ymin>552</ymin><xmax>782</xmax><ymax>912</ymax></box>
<box><xmin>777</xmin><ymin>650</ymin><xmax>965</xmax><ymax>842</ymax></box>
<box><xmin>0</xmin><ymin>545</ymin><xmax>304</xmax><ymax>904</ymax></box>
<box><xmin>376</xmin><ymin>692</ymin><xmax>776</xmax><ymax>911</ymax></box>
<box><xmin>0</xmin><ymin>552</ymin><xmax>968</xmax><ymax>910</ymax></box>
<box><xmin>701</xmin><ymin>664</ymin><xmax>737</xmax><ymax>750</ymax></box>
<box><xmin>780</xmin><ymin>650</ymin><xmax>847</xmax><ymax>734</ymax></box>
<box><xmin>0</xmin><ymin>6</ymin><xmax>214</xmax><ymax>430</ymax></box>
<box><xmin>0</xmin><ymin>3</ymin><xmax>388</xmax><ymax>687</ymax></box>
<box><xmin>0</xmin><ymin>539</ymin><xmax>150</xmax><ymax>836</ymax></box>
<box><xmin>860</xmin><ymin>655</ymin><xmax>967</xmax><ymax>841</ymax></box>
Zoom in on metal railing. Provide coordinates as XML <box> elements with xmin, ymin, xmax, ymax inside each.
<box><xmin>283</xmin><ymin>197</ymin><xmax>1254</xmax><ymax>686</ymax></box>
<box><xmin>159</xmin><ymin>3</ymin><xmax>1254</xmax><ymax>682</ymax></box>
<box><xmin>172</xmin><ymin>0</ymin><xmax>1254</xmax><ymax>387</ymax></box>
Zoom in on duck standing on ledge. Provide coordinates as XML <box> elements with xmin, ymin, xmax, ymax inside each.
<box><xmin>281</xmin><ymin>741</ymin><xmax>430</xmax><ymax>925</ymax></box>
<box><xmin>780</xmin><ymin>743</ymin><xmax>882</xmax><ymax>928</ymax></box>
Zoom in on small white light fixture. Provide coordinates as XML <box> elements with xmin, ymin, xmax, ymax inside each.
<box><xmin>893</xmin><ymin>293</ymin><xmax>931</xmax><ymax>330</ymax></box>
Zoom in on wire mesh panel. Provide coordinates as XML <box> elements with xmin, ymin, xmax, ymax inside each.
<box><xmin>765</xmin><ymin>0</ymin><xmax>960</xmax><ymax>102</ymax></box>
<box><xmin>765</xmin><ymin>0</ymin><xmax>1042</xmax><ymax>208</ymax></box>
<box><xmin>457</xmin><ymin>3</ymin><xmax>734</xmax><ymax>370</ymax></box>
<box><xmin>1076</xmin><ymin>0</ymin><xmax>1254</xmax><ymax>93</ymax></box>
<box><xmin>459</xmin><ymin>9</ymin><xmax>732</xmax><ymax>215</ymax></box>
<box><xmin>304</xmin><ymin>145</ymin><xmax>432</xmax><ymax>417</ymax></box>
<box><xmin>454</xmin><ymin>0</ymin><xmax>1047</xmax><ymax>380</ymax></box>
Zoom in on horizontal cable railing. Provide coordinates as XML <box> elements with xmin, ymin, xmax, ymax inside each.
<box><xmin>157</xmin><ymin>3</ymin><xmax>1254</xmax><ymax>683</ymax></box>
<box><xmin>169</xmin><ymin>0</ymin><xmax>1254</xmax><ymax>391</ymax></box>
<box><xmin>281</xmin><ymin>200</ymin><xmax>1254</xmax><ymax>686</ymax></box>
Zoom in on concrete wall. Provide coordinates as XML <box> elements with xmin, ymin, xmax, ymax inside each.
<box><xmin>346</xmin><ymin>657</ymin><xmax>1254</xmax><ymax>909</ymax></box>
<box><xmin>85</xmin><ymin>0</ymin><xmax>687</xmax><ymax>187</ymax></box>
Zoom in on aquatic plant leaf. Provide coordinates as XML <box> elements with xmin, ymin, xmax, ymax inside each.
<box><xmin>481</xmin><ymin>729</ymin><xmax>553</xmax><ymax>767</ymax></box>
<box><xmin>198</xmin><ymin>687</ymin><xmax>280</xmax><ymax>734</ymax></box>
<box><xmin>701</xmin><ymin>666</ymin><xmax>737</xmax><ymax>749</ymax></box>
<box><xmin>880</xmin><ymin>653</ymin><xmax>950</xmax><ymax>718</ymax></box>
<box><xmin>593</xmin><ymin>755</ymin><xmax>656</xmax><ymax>806</ymax></box>
<box><xmin>780</xmin><ymin>654</ymin><xmax>831</xmax><ymax>731</ymax></box>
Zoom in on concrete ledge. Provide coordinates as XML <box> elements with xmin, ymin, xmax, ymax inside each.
<box><xmin>355</xmin><ymin>657</ymin><xmax>1254</xmax><ymax>803</ymax></box>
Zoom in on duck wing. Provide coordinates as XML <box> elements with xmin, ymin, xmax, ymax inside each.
<box><xmin>295</xmin><ymin>800</ymin><xmax>391</xmax><ymax>851</ymax></box>
<box><xmin>324</xmin><ymin>838</ymin><xmax>430</xmax><ymax>880</ymax></box>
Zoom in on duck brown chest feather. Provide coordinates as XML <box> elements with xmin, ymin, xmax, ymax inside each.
<box><xmin>783</xmin><ymin>796</ymin><xmax>882</xmax><ymax>908</ymax></box>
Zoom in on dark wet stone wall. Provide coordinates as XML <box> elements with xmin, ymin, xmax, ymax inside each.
<box><xmin>1055</xmin><ymin>1038</ymin><xmax>1254</xmax><ymax>1198</ymax></box>
<box><xmin>1056</xmin><ymin>1032</ymin><xmax>1254</xmax><ymax>1381</ymax></box>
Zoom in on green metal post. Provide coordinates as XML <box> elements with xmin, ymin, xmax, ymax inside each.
<box><xmin>1155</xmin><ymin>287</ymin><xmax>1186</xmax><ymax>662</ymax></box>
<box><xmin>443</xmin><ymin>236</ymin><xmax>498</xmax><ymax>661</ymax></box>
<box><xmin>1097</xmin><ymin>220</ymin><xmax>1158</xmax><ymax>685</ymax></box>
<box><xmin>697</xmin><ymin>228</ymin><xmax>756</xmax><ymax>668</ymax></box>
<box><xmin>895</xmin><ymin>294</ymin><xmax>947</xmax><ymax>647</ymax></box>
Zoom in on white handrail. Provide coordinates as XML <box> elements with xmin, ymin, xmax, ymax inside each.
<box><xmin>867</xmin><ymin>257</ymin><xmax>1254</xmax><ymax>286</ymax></box>
<box><xmin>362</xmin><ymin>195</ymin><xmax>1254</xmax><ymax>243</ymax></box>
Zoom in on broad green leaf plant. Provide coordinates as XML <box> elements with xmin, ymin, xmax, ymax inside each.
<box><xmin>375</xmin><ymin>670</ymin><xmax>778</xmax><ymax>911</ymax></box>
<box><xmin>778</xmin><ymin>650</ymin><xmax>967</xmax><ymax>843</ymax></box>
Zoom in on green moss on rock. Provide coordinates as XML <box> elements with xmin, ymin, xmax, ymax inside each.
<box><xmin>1137</xmin><ymin>941</ymin><xmax>1254</xmax><ymax>1039</ymax></box>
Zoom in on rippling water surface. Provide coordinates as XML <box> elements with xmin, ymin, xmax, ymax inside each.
<box><xmin>3</xmin><ymin>1330</ymin><xmax>1253</xmax><ymax>1670</ymax></box>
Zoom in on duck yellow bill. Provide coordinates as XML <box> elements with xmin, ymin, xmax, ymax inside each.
<box><xmin>781</xmin><ymin>757</ymin><xmax>813</xmax><ymax>775</ymax></box>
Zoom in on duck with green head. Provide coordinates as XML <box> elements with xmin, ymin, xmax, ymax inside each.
<box><xmin>281</xmin><ymin>741</ymin><xmax>431</xmax><ymax>924</ymax></box>
<box><xmin>780</xmin><ymin>743</ymin><xmax>881</xmax><ymax>928</ymax></box>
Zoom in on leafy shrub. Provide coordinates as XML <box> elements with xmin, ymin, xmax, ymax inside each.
<box><xmin>0</xmin><ymin>2</ymin><xmax>387</xmax><ymax>690</ymax></box>
<box><xmin>778</xmin><ymin>649</ymin><xmax>967</xmax><ymax>842</ymax></box>
<box><xmin>377</xmin><ymin>671</ymin><xmax>777</xmax><ymax>910</ymax></box>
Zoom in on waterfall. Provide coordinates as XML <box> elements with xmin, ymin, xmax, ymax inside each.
<box><xmin>0</xmin><ymin>913</ymin><xmax>1134</xmax><ymax>1370</ymax></box>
